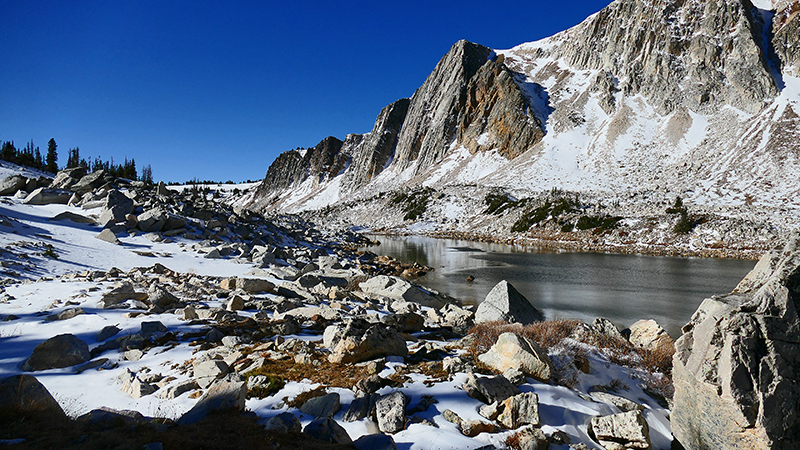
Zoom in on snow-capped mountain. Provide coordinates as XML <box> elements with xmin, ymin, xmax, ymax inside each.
<box><xmin>249</xmin><ymin>0</ymin><xmax>800</xmax><ymax>227</ymax></box>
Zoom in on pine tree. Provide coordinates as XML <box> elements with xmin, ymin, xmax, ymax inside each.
<box><xmin>140</xmin><ymin>164</ymin><xmax>153</xmax><ymax>184</ymax></box>
<box><xmin>34</xmin><ymin>147</ymin><xmax>43</xmax><ymax>170</ymax></box>
<box><xmin>0</xmin><ymin>141</ymin><xmax>16</xmax><ymax>162</ymax></box>
<box><xmin>45</xmin><ymin>138</ymin><xmax>58</xmax><ymax>173</ymax></box>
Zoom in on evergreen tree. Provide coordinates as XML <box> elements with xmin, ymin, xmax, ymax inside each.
<box><xmin>140</xmin><ymin>164</ymin><xmax>153</xmax><ymax>184</ymax></box>
<box><xmin>45</xmin><ymin>138</ymin><xmax>58</xmax><ymax>173</ymax></box>
<box><xmin>66</xmin><ymin>147</ymin><xmax>81</xmax><ymax>169</ymax></box>
<box><xmin>0</xmin><ymin>141</ymin><xmax>16</xmax><ymax>162</ymax></box>
<box><xmin>34</xmin><ymin>147</ymin><xmax>43</xmax><ymax>170</ymax></box>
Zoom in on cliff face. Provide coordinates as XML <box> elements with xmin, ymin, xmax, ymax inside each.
<box><xmin>251</xmin><ymin>0</ymin><xmax>800</xmax><ymax>216</ymax></box>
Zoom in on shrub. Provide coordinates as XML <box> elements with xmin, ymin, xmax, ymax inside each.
<box><xmin>575</xmin><ymin>215</ymin><xmax>622</xmax><ymax>231</ymax></box>
<box><xmin>392</xmin><ymin>187</ymin><xmax>434</xmax><ymax>221</ymax></box>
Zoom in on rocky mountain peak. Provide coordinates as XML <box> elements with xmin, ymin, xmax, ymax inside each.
<box><xmin>548</xmin><ymin>0</ymin><xmax>779</xmax><ymax>115</ymax></box>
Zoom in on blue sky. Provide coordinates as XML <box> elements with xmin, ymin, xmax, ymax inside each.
<box><xmin>0</xmin><ymin>1</ymin><xmax>610</xmax><ymax>183</ymax></box>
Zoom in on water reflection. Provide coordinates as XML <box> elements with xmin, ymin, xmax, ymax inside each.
<box><xmin>364</xmin><ymin>235</ymin><xmax>756</xmax><ymax>337</ymax></box>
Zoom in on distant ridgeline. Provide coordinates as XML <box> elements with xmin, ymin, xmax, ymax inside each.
<box><xmin>1</xmin><ymin>138</ymin><xmax>153</xmax><ymax>184</ymax></box>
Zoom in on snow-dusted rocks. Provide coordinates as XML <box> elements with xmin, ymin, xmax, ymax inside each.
<box><xmin>0</xmin><ymin>174</ymin><xmax>28</xmax><ymax>196</ymax></box>
<box><xmin>478</xmin><ymin>332</ymin><xmax>553</xmax><ymax>381</ymax></box>
<box><xmin>324</xmin><ymin>318</ymin><xmax>408</xmax><ymax>364</ymax></box>
<box><xmin>673</xmin><ymin>233</ymin><xmax>800</xmax><ymax>449</ymax></box>
<box><xmin>22</xmin><ymin>333</ymin><xmax>90</xmax><ymax>371</ymax></box>
<box><xmin>462</xmin><ymin>372</ymin><xmax>521</xmax><ymax>404</ymax></box>
<box><xmin>475</xmin><ymin>280</ymin><xmax>544</xmax><ymax>325</ymax></box>
<box><xmin>589</xmin><ymin>411</ymin><xmax>651</xmax><ymax>450</ymax></box>
<box><xmin>23</xmin><ymin>187</ymin><xmax>71</xmax><ymax>205</ymax></box>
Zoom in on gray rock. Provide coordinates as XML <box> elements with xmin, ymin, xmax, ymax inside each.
<box><xmin>237</xmin><ymin>277</ymin><xmax>274</xmax><ymax>294</ymax></box>
<box><xmin>375</xmin><ymin>391</ymin><xmax>408</xmax><ymax>433</ymax></box>
<box><xmin>120</xmin><ymin>372</ymin><xmax>156</xmax><ymax>399</ymax></box>
<box><xmin>22</xmin><ymin>334</ymin><xmax>90</xmax><ymax>371</ymax></box>
<box><xmin>44</xmin><ymin>307</ymin><xmax>85</xmax><ymax>322</ymax></box>
<box><xmin>353</xmin><ymin>433</ymin><xmax>398</xmax><ymax>450</ymax></box>
<box><xmin>497</xmin><ymin>392</ymin><xmax>540</xmax><ymax>429</ymax></box>
<box><xmin>300</xmin><ymin>392</ymin><xmax>341</xmax><ymax>418</ymax></box>
<box><xmin>302</xmin><ymin>417</ymin><xmax>352</xmax><ymax>444</ymax></box>
<box><xmin>156</xmin><ymin>379</ymin><xmax>198</xmax><ymax>400</ymax></box>
<box><xmin>590</xmin><ymin>392</ymin><xmax>644</xmax><ymax>413</ymax></box>
<box><xmin>140</xmin><ymin>321</ymin><xmax>167</xmax><ymax>335</ymax></box>
<box><xmin>147</xmin><ymin>285</ymin><xmax>180</xmax><ymax>308</ymax></box>
<box><xmin>359</xmin><ymin>275</ymin><xmax>445</xmax><ymax>308</ymax></box>
<box><xmin>264</xmin><ymin>412</ymin><xmax>301</xmax><ymax>433</ymax></box>
<box><xmin>380</xmin><ymin>312</ymin><xmax>425</xmax><ymax>333</ymax></box>
<box><xmin>0</xmin><ymin>175</ymin><xmax>28</xmax><ymax>196</ymax></box>
<box><xmin>96</xmin><ymin>228</ymin><xmax>121</xmax><ymax>245</ymax></box>
<box><xmin>71</xmin><ymin>170</ymin><xmax>107</xmax><ymax>195</ymax></box>
<box><xmin>673</xmin><ymin>233</ymin><xmax>800</xmax><ymax>449</ymax></box>
<box><xmin>96</xmin><ymin>325</ymin><xmax>121</xmax><ymax>342</ymax></box>
<box><xmin>328</xmin><ymin>323</ymin><xmax>408</xmax><ymax>364</ymax></box>
<box><xmin>343</xmin><ymin>394</ymin><xmax>377</xmax><ymax>422</ymax></box>
<box><xmin>194</xmin><ymin>360</ymin><xmax>228</xmax><ymax>388</ymax></box>
<box><xmin>49</xmin><ymin>167</ymin><xmax>85</xmax><ymax>190</ymax></box>
<box><xmin>76</xmin><ymin>406</ymin><xmax>147</xmax><ymax>430</ymax></box>
<box><xmin>0</xmin><ymin>374</ymin><xmax>66</xmax><ymax>418</ymax></box>
<box><xmin>23</xmin><ymin>187</ymin><xmax>71</xmax><ymax>205</ymax></box>
<box><xmin>101</xmin><ymin>281</ymin><xmax>148</xmax><ymax>307</ymax></box>
<box><xmin>49</xmin><ymin>211</ymin><xmax>96</xmax><ymax>224</ymax></box>
<box><xmin>462</xmin><ymin>372</ymin><xmax>521</xmax><ymax>404</ymax></box>
<box><xmin>592</xmin><ymin>318</ymin><xmax>624</xmax><ymax>340</ymax></box>
<box><xmin>475</xmin><ymin>281</ymin><xmax>544</xmax><ymax>325</ymax></box>
<box><xmin>590</xmin><ymin>411</ymin><xmax>651</xmax><ymax>450</ymax></box>
<box><xmin>511</xmin><ymin>425</ymin><xmax>549</xmax><ymax>450</ymax></box>
<box><xmin>178</xmin><ymin>379</ymin><xmax>247</xmax><ymax>425</ymax></box>
<box><xmin>478</xmin><ymin>332</ymin><xmax>553</xmax><ymax>381</ymax></box>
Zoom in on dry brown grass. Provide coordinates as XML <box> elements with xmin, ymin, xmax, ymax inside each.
<box><xmin>242</xmin><ymin>352</ymin><xmax>371</xmax><ymax>389</ymax></box>
<box><xmin>285</xmin><ymin>386</ymin><xmax>328</xmax><ymax>408</ymax></box>
<box><xmin>465</xmin><ymin>319</ymin><xmax>583</xmax><ymax>359</ymax></box>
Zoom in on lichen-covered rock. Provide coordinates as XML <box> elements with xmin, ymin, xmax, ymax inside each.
<box><xmin>590</xmin><ymin>411</ymin><xmax>651</xmax><ymax>450</ymax></box>
<box><xmin>478</xmin><ymin>332</ymin><xmax>553</xmax><ymax>381</ymax></box>
<box><xmin>497</xmin><ymin>392</ymin><xmax>540</xmax><ymax>429</ymax></box>
<box><xmin>375</xmin><ymin>391</ymin><xmax>408</xmax><ymax>434</ymax></box>
<box><xmin>672</xmin><ymin>232</ymin><xmax>800</xmax><ymax>449</ymax></box>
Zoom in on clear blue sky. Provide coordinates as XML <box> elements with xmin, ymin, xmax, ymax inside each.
<box><xmin>0</xmin><ymin>0</ymin><xmax>610</xmax><ymax>183</ymax></box>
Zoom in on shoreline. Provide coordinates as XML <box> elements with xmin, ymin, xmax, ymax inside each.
<box><xmin>367</xmin><ymin>228</ymin><xmax>766</xmax><ymax>260</ymax></box>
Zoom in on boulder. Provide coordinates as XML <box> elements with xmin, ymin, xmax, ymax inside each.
<box><xmin>237</xmin><ymin>278</ymin><xmax>274</xmax><ymax>293</ymax></box>
<box><xmin>49</xmin><ymin>167</ymin><xmax>85</xmax><ymax>190</ymax></box>
<box><xmin>478</xmin><ymin>332</ymin><xmax>553</xmax><ymax>381</ymax></box>
<box><xmin>353</xmin><ymin>433</ymin><xmax>398</xmax><ymax>450</ymax></box>
<box><xmin>462</xmin><ymin>372</ymin><xmax>521</xmax><ymax>404</ymax></box>
<box><xmin>137</xmin><ymin>208</ymin><xmax>169</xmax><ymax>232</ymax></box>
<box><xmin>359</xmin><ymin>275</ymin><xmax>445</xmax><ymax>308</ymax></box>
<box><xmin>156</xmin><ymin>379</ymin><xmax>198</xmax><ymax>400</ymax></box>
<box><xmin>300</xmin><ymin>392</ymin><xmax>341</xmax><ymax>418</ymax></box>
<box><xmin>627</xmin><ymin>319</ymin><xmax>673</xmax><ymax>351</ymax></box>
<box><xmin>375</xmin><ymin>391</ymin><xmax>408</xmax><ymax>433</ymax></box>
<box><xmin>147</xmin><ymin>285</ymin><xmax>180</xmax><ymax>308</ymax></box>
<box><xmin>590</xmin><ymin>411</ymin><xmax>651</xmax><ymax>450</ymax></box>
<box><xmin>50</xmin><ymin>211</ymin><xmax>96</xmax><ymax>224</ymax></box>
<box><xmin>194</xmin><ymin>360</ymin><xmax>228</xmax><ymax>389</ymax></box>
<box><xmin>0</xmin><ymin>174</ymin><xmax>27</xmax><ymax>196</ymax></box>
<box><xmin>511</xmin><ymin>425</ymin><xmax>550</xmax><ymax>450</ymax></box>
<box><xmin>328</xmin><ymin>322</ymin><xmax>408</xmax><ymax>364</ymax></box>
<box><xmin>475</xmin><ymin>280</ymin><xmax>544</xmax><ymax>324</ymax></box>
<box><xmin>99</xmin><ymin>190</ymin><xmax>134</xmax><ymax>226</ymax></box>
<box><xmin>96</xmin><ymin>229</ymin><xmax>120</xmax><ymax>245</ymax></box>
<box><xmin>44</xmin><ymin>307</ymin><xmax>85</xmax><ymax>322</ymax></box>
<box><xmin>101</xmin><ymin>281</ymin><xmax>148</xmax><ymax>308</ymax></box>
<box><xmin>264</xmin><ymin>412</ymin><xmax>301</xmax><ymax>433</ymax></box>
<box><xmin>22</xmin><ymin>334</ymin><xmax>90</xmax><ymax>371</ymax></box>
<box><xmin>0</xmin><ymin>374</ymin><xmax>66</xmax><ymax>418</ymax></box>
<box><xmin>590</xmin><ymin>392</ymin><xmax>644</xmax><ymax>413</ymax></box>
<box><xmin>302</xmin><ymin>417</ymin><xmax>352</xmax><ymax>444</ymax></box>
<box><xmin>672</xmin><ymin>233</ymin><xmax>800</xmax><ymax>449</ymax></box>
<box><xmin>343</xmin><ymin>393</ymin><xmax>378</xmax><ymax>422</ymax></box>
<box><xmin>497</xmin><ymin>392</ymin><xmax>540</xmax><ymax>429</ymax></box>
<box><xmin>22</xmin><ymin>187</ymin><xmax>71</xmax><ymax>205</ymax></box>
<box><xmin>380</xmin><ymin>312</ymin><xmax>425</xmax><ymax>333</ymax></box>
<box><xmin>96</xmin><ymin>325</ymin><xmax>121</xmax><ymax>342</ymax></box>
<box><xmin>178</xmin><ymin>379</ymin><xmax>247</xmax><ymax>425</ymax></box>
<box><xmin>76</xmin><ymin>407</ymin><xmax>146</xmax><ymax>430</ymax></box>
<box><xmin>71</xmin><ymin>170</ymin><xmax>107</xmax><ymax>195</ymax></box>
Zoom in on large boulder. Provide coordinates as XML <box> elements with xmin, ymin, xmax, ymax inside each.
<box><xmin>0</xmin><ymin>374</ymin><xmax>66</xmax><ymax>418</ymax></box>
<box><xmin>0</xmin><ymin>174</ymin><xmax>28</xmax><ymax>196</ymax></box>
<box><xmin>72</xmin><ymin>170</ymin><xmax>107</xmax><ymax>195</ymax></box>
<box><xmin>478</xmin><ymin>332</ymin><xmax>553</xmax><ymax>381</ymax></box>
<box><xmin>475</xmin><ymin>280</ymin><xmax>544</xmax><ymax>324</ymax></box>
<box><xmin>462</xmin><ymin>372</ymin><xmax>521</xmax><ymax>404</ymax></box>
<box><xmin>627</xmin><ymin>319</ymin><xmax>673</xmax><ymax>351</ymax></box>
<box><xmin>22</xmin><ymin>334</ymin><xmax>90</xmax><ymax>371</ymax></box>
<box><xmin>497</xmin><ymin>392</ymin><xmax>540</xmax><ymax>429</ymax></box>
<box><xmin>359</xmin><ymin>275</ymin><xmax>445</xmax><ymax>308</ymax></box>
<box><xmin>672</xmin><ymin>233</ymin><xmax>800</xmax><ymax>449</ymax></box>
<box><xmin>375</xmin><ymin>391</ymin><xmax>408</xmax><ymax>433</ymax></box>
<box><xmin>99</xmin><ymin>190</ymin><xmax>134</xmax><ymax>227</ymax></box>
<box><xmin>48</xmin><ymin>167</ymin><xmax>85</xmax><ymax>191</ymax></box>
<box><xmin>302</xmin><ymin>417</ymin><xmax>352</xmax><ymax>444</ymax></box>
<box><xmin>22</xmin><ymin>187</ymin><xmax>71</xmax><ymax>205</ymax></box>
<box><xmin>300</xmin><ymin>392</ymin><xmax>341</xmax><ymax>418</ymax></box>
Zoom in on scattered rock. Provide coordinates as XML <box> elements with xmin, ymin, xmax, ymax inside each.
<box><xmin>462</xmin><ymin>372</ymin><xmax>521</xmax><ymax>404</ymax></box>
<box><xmin>627</xmin><ymin>319</ymin><xmax>673</xmax><ymax>351</ymax></box>
<box><xmin>96</xmin><ymin>229</ymin><xmax>121</xmax><ymax>245</ymax></box>
<box><xmin>44</xmin><ymin>307</ymin><xmax>85</xmax><ymax>322</ymax></box>
<box><xmin>359</xmin><ymin>275</ymin><xmax>445</xmax><ymax>308</ymax></box>
<box><xmin>353</xmin><ymin>433</ymin><xmax>398</xmax><ymax>450</ymax></box>
<box><xmin>497</xmin><ymin>392</ymin><xmax>540</xmax><ymax>429</ymax></box>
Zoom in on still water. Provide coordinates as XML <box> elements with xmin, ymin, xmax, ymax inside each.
<box><xmin>366</xmin><ymin>235</ymin><xmax>756</xmax><ymax>337</ymax></box>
